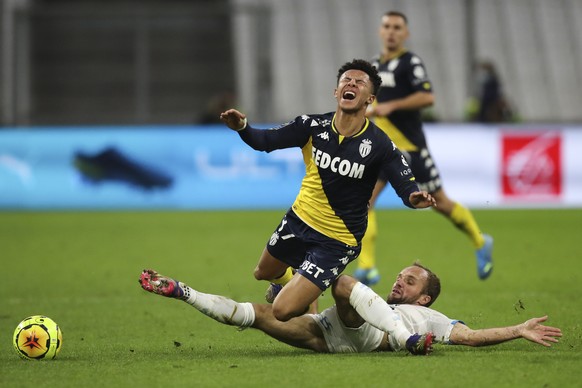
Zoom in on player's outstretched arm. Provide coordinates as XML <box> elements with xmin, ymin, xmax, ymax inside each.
<box><xmin>449</xmin><ymin>315</ymin><xmax>562</xmax><ymax>347</ymax></box>
<box><xmin>409</xmin><ymin>191</ymin><xmax>436</xmax><ymax>209</ymax></box>
<box><xmin>368</xmin><ymin>92</ymin><xmax>434</xmax><ymax>117</ymax></box>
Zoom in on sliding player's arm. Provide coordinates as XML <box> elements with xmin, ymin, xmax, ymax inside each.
<box><xmin>449</xmin><ymin>316</ymin><xmax>562</xmax><ymax>347</ymax></box>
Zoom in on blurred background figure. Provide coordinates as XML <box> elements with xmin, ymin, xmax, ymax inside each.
<box><xmin>2</xmin><ymin>0</ymin><xmax>581</xmax><ymax>127</ymax></box>
<box><xmin>358</xmin><ymin>11</ymin><xmax>494</xmax><ymax>286</ymax></box>
<box><xmin>467</xmin><ymin>61</ymin><xmax>515</xmax><ymax>123</ymax></box>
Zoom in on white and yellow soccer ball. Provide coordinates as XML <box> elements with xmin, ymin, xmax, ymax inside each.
<box><xmin>13</xmin><ymin>315</ymin><xmax>63</xmax><ymax>360</ymax></box>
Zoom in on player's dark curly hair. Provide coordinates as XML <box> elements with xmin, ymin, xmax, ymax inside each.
<box><xmin>336</xmin><ymin>59</ymin><xmax>382</xmax><ymax>95</ymax></box>
<box><xmin>413</xmin><ymin>261</ymin><xmax>441</xmax><ymax>307</ymax></box>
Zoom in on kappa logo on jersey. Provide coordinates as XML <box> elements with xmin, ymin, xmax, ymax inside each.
<box><xmin>330</xmin><ymin>267</ymin><xmax>339</xmax><ymax>276</ymax></box>
<box><xmin>359</xmin><ymin>139</ymin><xmax>372</xmax><ymax>158</ymax></box>
<box><xmin>318</xmin><ymin>131</ymin><xmax>330</xmax><ymax>141</ymax></box>
<box><xmin>300</xmin><ymin>260</ymin><xmax>324</xmax><ymax>278</ymax></box>
<box><xmin>312</xmin><ymin>146</ymin><xmax>365</xmax><ymax>179</ymax></box>
<box><xmin>401</xmin><ymin>155</ymin><xmax>409</xmax><ymax>167</ymax></box>
<box><xmin>301</xmin><ymin>114</ymin><xmax>310</xmax><ymax>123</ymax></box>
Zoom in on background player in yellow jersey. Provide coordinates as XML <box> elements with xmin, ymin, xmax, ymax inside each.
<box><xmin>354</xmin><ymin>11</ymin><xmax>494</xmax><ymax>285</ymax></box>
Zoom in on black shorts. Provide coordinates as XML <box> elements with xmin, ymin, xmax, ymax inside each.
<box><xmin>266</xmin><ymin>209</ymin><xmax>360</xmax><ymax>291</ymax></box>
<box><xmin>403</xmin><ymin>147</ymin><xmax>442</xmax><ymax>194</ymax></box>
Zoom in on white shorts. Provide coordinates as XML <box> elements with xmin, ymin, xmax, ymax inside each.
<box><xmin>309</xmin><ymin>305</ymin><xmax>384</xmax><ymax>353</ymax></box>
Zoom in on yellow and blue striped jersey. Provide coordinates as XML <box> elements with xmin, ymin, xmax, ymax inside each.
<box><xmin>238</xmin><ymin>112</ymin><xmax>418</xmax><ymax>246</ymax></box>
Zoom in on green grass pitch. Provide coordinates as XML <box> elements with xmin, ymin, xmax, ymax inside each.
<box><xmin>1</xmin><ymin>209</ymin><xmax>581</xmax><ymax>387</ymax></box>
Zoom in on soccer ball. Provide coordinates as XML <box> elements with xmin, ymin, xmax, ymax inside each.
<box><xmin>13</xmin><ymin>315</ymin><xmax>63</xmax><ymax>360</ymax></box>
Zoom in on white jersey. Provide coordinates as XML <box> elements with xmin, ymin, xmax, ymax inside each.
<box><xmin>391</xmin><ymin>304</ymin><xmax>460</xmax><ymax>349</ymax></box>
<box><xmin>310</xmin><ymin>304</ymin><xmax>460</xmax><ymax>353</ymax></box>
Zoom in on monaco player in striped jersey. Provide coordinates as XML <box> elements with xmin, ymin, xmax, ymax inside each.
<box><xmin>217</xmin><ymin>59</ymin><xmax>436</xmax><ymax>353</ymax></box>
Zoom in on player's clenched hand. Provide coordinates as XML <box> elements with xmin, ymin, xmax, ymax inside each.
<box><xmin>220</xmin><ymin>109</ymin><xmax>248</xmax><ymax>131</ymax></box>
<box><xmin>409</xmin><ymin>191</ymin><xmax>436</xmax><ymax>209</ymax></box>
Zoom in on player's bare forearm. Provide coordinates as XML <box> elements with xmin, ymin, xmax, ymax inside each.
<box><xmin>409</xmin><ymin>191</ymin><xmax>436</xmax><ymax>209</ymax></box>
<box><xmin>370</xmin><ymin>92</ymin><xmax>434</xmax><ymax>116</ymax></box>
<box><xmin>220</xmin><ymin>109</ymin><xmax>247</xmax><ymax>131</ymax></box>
<box><xmin>450</xmin><ymin>323</ymin><xmax>521</xmax><ymax>347</ymax></box>
<box><xmin>449</xmin><ymin>316</ymin><xmax>562</xmax><ymax>347</ymax></box>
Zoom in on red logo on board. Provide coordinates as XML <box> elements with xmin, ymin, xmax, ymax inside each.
<box><xmin>501</xmin><ymin>132</ymin><xmax>562</xmax><ymax>198</ymax></box>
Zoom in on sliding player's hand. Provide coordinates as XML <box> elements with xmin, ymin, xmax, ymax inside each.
<box><xmin>520</xmin><ymin>316</ymin><xmax>562</xmax><ymax>347</ymax></box>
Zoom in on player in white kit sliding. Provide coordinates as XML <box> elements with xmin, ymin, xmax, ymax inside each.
<box><xmin>139</xmin><ymin>263</ymin><xmax>561</xmax><ymax>355</ymax></box>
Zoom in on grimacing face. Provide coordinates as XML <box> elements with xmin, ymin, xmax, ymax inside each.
<box><xmin>387</xmin><ymin>266</ymin><xmax>430</xmax><ymax>306</ymax></box>
<box><xmin>379</xmin><ymin>14</ymin><xmax>409</xmax><ymax>52</ymax></box>
<box><xmin>334</xmin><ymin>69</ymin><xmax>375</xmax><ymax>113</ymax></box>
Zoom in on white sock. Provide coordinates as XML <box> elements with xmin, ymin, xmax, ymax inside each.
<box><xmin>348</xmin><ymin>282</ymin><xmax>411</xmax><ymax>350</ymax></box>
<box><xmin>181</xmin><ymin>284</ymin><xmax>255</xmax><ymax>328</ymax></box>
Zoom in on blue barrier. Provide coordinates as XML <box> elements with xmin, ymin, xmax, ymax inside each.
<box><xmin>0</xmin><ymin>126</ymin><xmax>404</xmax><ymax>210</ymax></box>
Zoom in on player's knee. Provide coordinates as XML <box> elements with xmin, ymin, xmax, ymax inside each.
<box><xmin>272</xmin><ymin>305</ymin><xmax>296</xmax><ymax>322</ymax></box>
<box><xmin>332</xmin><ymin>275</ymin><xmax>356</xmax><ymax>300</ymax></box>
<box><xmin>253</xmin><ymin>266</ymin><xmax>267</xmax><ymax>281</ymax></box>
<box><xmin>272</xmin><ymin>301</ymin><xmax>308</xmax><ymax>322</ymax></box>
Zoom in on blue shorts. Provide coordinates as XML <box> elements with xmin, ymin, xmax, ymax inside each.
<box><xmin>266</xmin><ymin>209</ymin><xmax>360</xmax><ymax>290</ymax></box>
